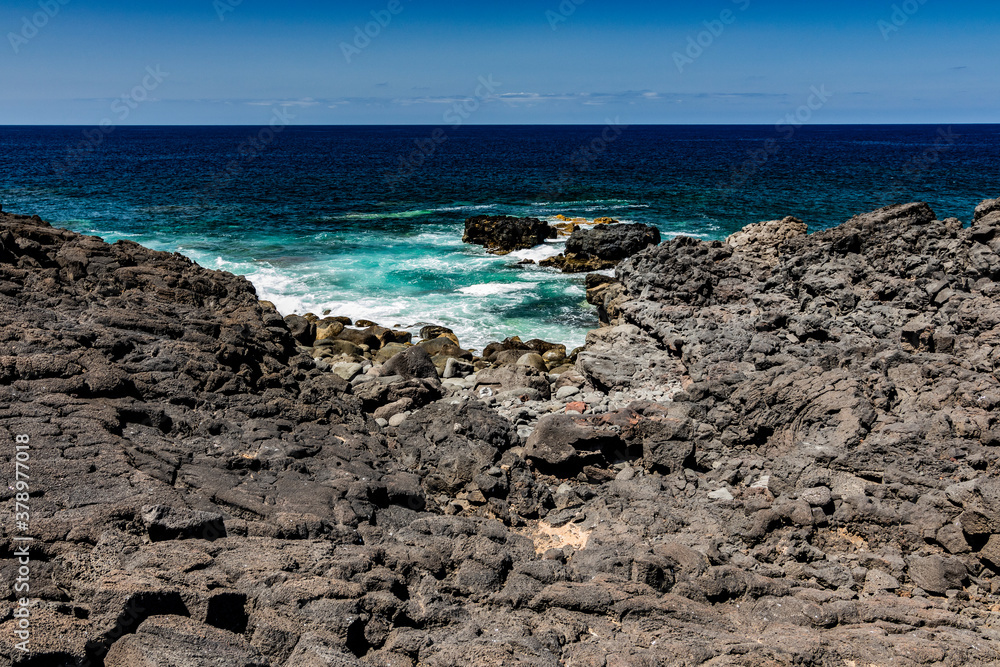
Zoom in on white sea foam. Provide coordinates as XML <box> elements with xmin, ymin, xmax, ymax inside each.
<box><xmin>456</xmin><ymin>282</ymin><xmax>539</xmax><ymax>297</ymax></box>
<box><xmin>429</xmin><ymin>204</ymin><xmax>499</xmax><ymax>213</ymax></box>
<box><xmin>508</xmin><ymin>242</ymin><xmax>564</xmax><ymax>263</ymax></box>
<box><xmin>331</xmin><ymin>210</ymin><xmax>436</xmax><ymax>221</ymax></box>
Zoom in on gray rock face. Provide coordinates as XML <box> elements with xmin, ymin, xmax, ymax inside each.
<box><xmin>725</xmin><ymin>215</ymin><xmax>807</xmax><ymax>265</ymax></box>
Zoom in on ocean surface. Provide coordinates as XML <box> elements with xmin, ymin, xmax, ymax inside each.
<box><xmin>1</xmin><ymin>124</ymin><xmax>998</xmax><ymax>350</ymax></box>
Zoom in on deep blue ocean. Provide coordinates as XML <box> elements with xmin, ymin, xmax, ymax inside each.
<box><xmin>1</xmin><ymin>125</ymin><xmax>997</xmax><ymax>349</ymax></box>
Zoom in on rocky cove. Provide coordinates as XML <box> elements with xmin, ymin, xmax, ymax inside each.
<box><xmin>2</xmin><ymin>199</ymin><xmax>1000</xmax><ymax>665</ymax></box>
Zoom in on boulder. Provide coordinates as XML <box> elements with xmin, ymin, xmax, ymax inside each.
<box><xmin>463</xmin><ymin>215</ymin><xmax>557</xmax><ymax>255</ymax></box>
<box><xmin>284</xmin><ymin>314</ymin><xmax>316</xmax><ymax>346</ymax></box>
<box><xmin>374</xmin><ymin>342</ymin><xmax>409</xmax><ymax>364</ymax></box>
<box><xmin>420</xmin><ymin>325</ymin><xmax>455</xmax><ymax>341</ymax></box>
<box><xmin>906</xmin><ymin>555</ymin><xmax>967</xmax><ymax>595</ymax></box>
<box><xmin>313</xmin><ymin>338</ymin><xmax>364</xmax><ymax>360</ymax></box>
<box><xmin>524</xmin><ymin>414</ymin><xmax>624</xmax><ymax>474</ymax></box>
<box><xmin>417</xmin><ymin>336</ymin><xmax>470</xmax><ymax>360</ymax></box>
<box><xmin>726</xmin><ymin>216</ymin><xmax>807</xmax><ymax>265</ymax></box>
<box><xmin>483</xmin><ymin>337</ymin><xmax>532</xmax><ymax>363</ymax></box>
<box><xmin>473</xmin><ymin>365</ymin><xmax>551</xmax><ymax>401</ymax></box>
<box><xmin>354</xmin><ymin>376</ymin><xmax>442</xmax><ymax>413</ymax></box>
<box><xmin>380</xmin><ymin>345</ymin><xmax>439</xmax><ymax>380</ymax></box>
<box><xmin>394</xmin><ymin>400</ymin><xmax>520</xmax><ymax>495</ymax></box>
<box><xmin>315</xmin><ymin>318</ymin><xmax>346</xmax><ymax>341</ymax></box>
<box><xmin>541</xmin><ymin>223</ymin><xmax>661</xmax><ymax>273</ymax></box>
<box><xmin>515</xmin><ymin>353</ymin><xmax>547</xmax><ymax>373</ymax></box>
<box><xmin>105</xmin><ymin>616</ymin><xmax>268</xmax><ymax>667</ymax></box>
<box><xmin>337</xmin><ymin>327</ymin><xmax>382</xmax><ymax>350</ymax></box>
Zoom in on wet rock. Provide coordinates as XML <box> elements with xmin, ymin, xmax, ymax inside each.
<box><xmin>462</xmin><ymin>215</ymin><xmax>556</xmax><ymax>255</ymax></box>
<box><xmin>541</xmin><ymin>223</ymin><xmax>660</xmax><ymax>273</ymax></box>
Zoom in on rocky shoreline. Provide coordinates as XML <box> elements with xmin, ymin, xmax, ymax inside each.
<box><xmin>3</xmin><ymin>200</ymin><xmax>1000</xmax><ymax>666</ymax></box>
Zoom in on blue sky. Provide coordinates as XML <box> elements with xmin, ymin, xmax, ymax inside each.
<box><xmin>0</xmin><ymin>0</ymin><xmax>994</xmax><ymax>124</ymax></box>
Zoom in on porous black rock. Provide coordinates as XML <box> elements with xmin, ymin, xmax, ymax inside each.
<box><xmin>462</xmin><ymin>215</ymin><xmax>556</xmax><ymax>255</ymax></box>
<box><xmin>540</xmin><ymin>223</ymin><xmax>661</xmax><ymax>272</ymax></box>
<box><xmin>5</xmin><ymin>202</ymin><xmax>1000</xmax><ymax>666</ymax></box>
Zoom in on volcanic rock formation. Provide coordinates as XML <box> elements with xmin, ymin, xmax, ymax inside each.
<box><xmin>3</xmin><ymin>201</ymin><xmax>1000</xmax><ymax>666</ymax></box>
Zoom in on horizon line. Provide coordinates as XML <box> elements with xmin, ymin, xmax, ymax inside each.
<box><xmin>1</xmin><ymin>122</ymin><xmax>997</xmax><ymax>128</ymax></box>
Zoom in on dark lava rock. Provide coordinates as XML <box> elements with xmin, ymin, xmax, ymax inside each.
<box><xmin>380</xmin><ymin>344</ymin><xmax>439</xmax><ymax>380</ymax></box>
<box><xmin>566</xmin><ymin>223</ymin><xmax>662</xmax><ymax>260</ymax></box>
<box><xmin>525</xmin><ymin>414</ymin><xmax>623</xmax><ymax>473</ymax></box>
<box><xmin>463</xmin><ymin>215</ymin><xmax>557</xmax><ymax>255</ymax></box>
<box><xmin>394</xmin><ymin>399</ymin><xmax>521</xmax><ymax>496</ymax></box>
<box><xmin>5</xmin><ymin>204</ymin><xmax>1000</xmax><ymax>666</ymax></box>
<box><xmin>541</xmin><ymin>223</ymin><xmax>661</xmax><ymax>273</ymax></box>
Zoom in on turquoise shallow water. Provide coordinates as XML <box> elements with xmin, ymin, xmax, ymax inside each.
<box><xmin>1</xmin><ymin>125</ymin><xmax>997</xmax><ymax>350</ymax></box>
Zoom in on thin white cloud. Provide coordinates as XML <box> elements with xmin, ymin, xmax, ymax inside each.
<box><xmin>246</xmin><ymin>98</ymin><xmax>319</xmax><ymax>108</ymax></box>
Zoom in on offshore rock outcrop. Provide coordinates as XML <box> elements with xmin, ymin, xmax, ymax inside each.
<box><xmin>3</xmin><ymin>202</ymin><xmax>1000</xmax><ymax>666</ymax></box>
<box><xmin>541</xmin><ymin>223</ymin><xmax>662</xmax><ymax>273</ymax></box>
<box><xmin>461</xmin><ymin>215</ymin><xmax>556</xmax><ymax>255</ymax></box>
